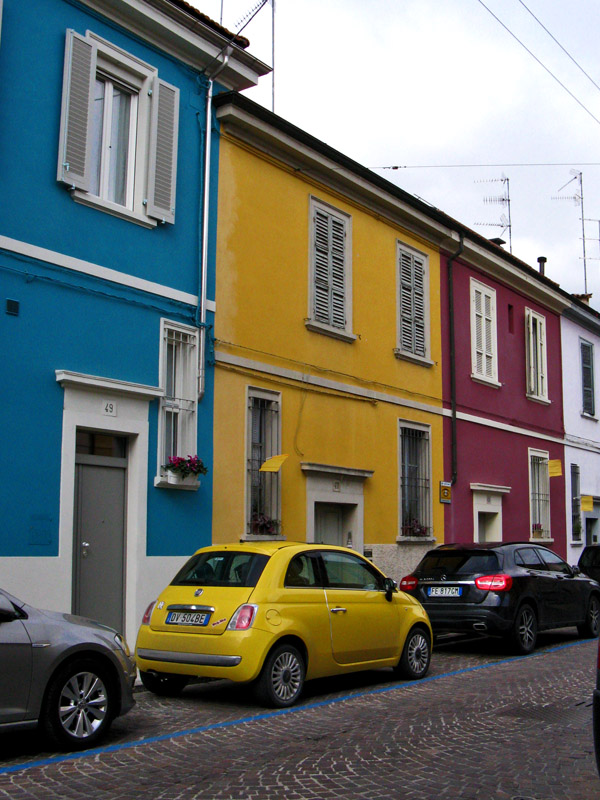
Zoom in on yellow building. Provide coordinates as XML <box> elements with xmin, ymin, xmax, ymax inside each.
<box><xmin>212</xmin><ymin>92</ymin><xmax>455</xmax><ymax>580</ymax></box>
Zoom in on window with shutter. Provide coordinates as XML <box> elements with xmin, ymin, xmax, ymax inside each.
<box><xmin>307</xmin><ymin>198</ymin><xmax>355</xmax><ymax>342</ymax></box>
<box><xmin>396</xmin><ymin>244</ymin><xmax>428</xmax><ymax>361</ymax></box>
<box><xmin>525</xmin><ymin>308</ymin><xmax>549</xmax><ymax>401</ymax></box>
<box><xmin>57</xmin><ymin>30</ymin><xmax>179</xmax><ymax>227</ymax></box>
<box><xmin>581</xmin><ymin>340</ymin><xmax>595</xmax><ymax>416</ymax></box>
<box><xmin>470</xmin><ymin>279</ymin><xmax>498</xmax><ymax>383</ymax></box>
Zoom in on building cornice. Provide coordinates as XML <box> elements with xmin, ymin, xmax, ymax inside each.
<box><xmin>78</xmin><ymin>0</ymin><xmax>270</xmax><ymax>90</ymax></box>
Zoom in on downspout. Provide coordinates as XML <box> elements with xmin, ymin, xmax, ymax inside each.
<box><xmin>197</xmin><ymin>50</ymin><xmax>231</xmax><ymax>399</ymax></box>
<box><xmin>447</xmin><ymin>234</ymin><xmax>464</xmax><ymax>487</ymax></box>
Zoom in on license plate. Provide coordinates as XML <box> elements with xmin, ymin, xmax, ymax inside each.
<box><xmin>166</xmin><ymin>611</ymin><xmax>210</xmax><ymax>626</ymax></box>
<box><xmin>428</xmin><ymin>586</ymin><xmax>462</xmax><ymax>597</ymax></box>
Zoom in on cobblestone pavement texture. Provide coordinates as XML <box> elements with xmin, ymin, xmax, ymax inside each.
<box><xmin>1</xmin><ymin>629</ymin><xmax>598</xmax><ymax>799</ymax></box>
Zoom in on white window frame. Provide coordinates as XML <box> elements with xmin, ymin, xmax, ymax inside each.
<box><xmin>155</xmin><ymin>319</ymin><xmax>199</xmax><ymax>484</ymax></box>
<box><xmin>57</xmin><ymin>30</ymin><xmax>179</xmax><ymax>227</ymax></box>
<box><xmin>398</xmin><ymin>420</ymin><xmax>432</xmax><ymax>540</ymax></box>
<box><xmin>525</xmin><ymin>308</ymin><xmax>549</xmax><ymax>402</ymax></box>
<box><xmin>529</xmin><ymin>448</ymin><xmax>551</xmax><ymax>541</ymax></box>
<box><xmin>470</xmin><ymin>278</ymin><xmax>499</xmax><ymax>385</ymax></box>
<box><xmin>581</xmin><ymin>338</ymin><xmax>595</xmax><ymax>417</ymax></box>
<box><xmin>306</xmin><ymin>197</ymin><xmax>355</xmax><ymax>343</ymax></box>
<box><xmin>245</xmin><ymin>387</ymin><xmax>282</xmax><ymax>537</ymax></box>
<box><xmin>395</xmin><ymin>242</ymin><xmax>431</xmax><ymax>364</ymax></box>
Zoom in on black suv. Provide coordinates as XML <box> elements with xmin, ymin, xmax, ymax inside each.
<box><xmin>579</xmin><ymin>545</ymin><xmax>600</xmax><ymax>583</ymax></box>
<box><xmin>400</xmin><ymin>542</ymin><xmax>600</xmax><ymax>654</ymax></box>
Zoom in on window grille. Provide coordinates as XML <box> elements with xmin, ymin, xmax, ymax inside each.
<box><xmin>248</xmin><ymin>395</ymin><xmax>280</xmax><ymax>535</ymax></box>
<box><xmin>571</xmin><ymin>464</ymin><xmax>582</xmax><ymax>542</ymax></box>
<box><xmin>400</xmin><ymin>426</ymin><xmax>431</xmax><ymax>537</ymax></box>
<box><xmin>161</xmin><ymin>325</ymin><xmax>197</xmax><ymax>463</ymax></box>
<box><xmin>530</xmin><ymin>454</ymin><xmax>550</xmax><ymax>538</ymax></box>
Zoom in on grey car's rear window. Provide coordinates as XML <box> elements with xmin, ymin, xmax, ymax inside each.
<box><xmin>172</xmin><ymin>551</ymin><xmax>269</xmax><ymax>587</ymax></box>
<box><xmin>417</xmin><ymin>551</ymin><xmax>500</xmax><ymax>575</ymax></box>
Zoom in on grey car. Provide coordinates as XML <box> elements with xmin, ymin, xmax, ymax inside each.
<box><xmin>0</xmin><ymin>588</ymin><xmax>136</xmax><ymax>750</ymax></box>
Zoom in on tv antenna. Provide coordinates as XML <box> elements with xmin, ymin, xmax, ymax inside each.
<box><xmin>552</xmin><ymin>170</ymin><xmax>587</xmax><ymax>293</ymax></box>
<box><xmin>474</xmin><ymin>175</ymin><xmax>512</xmax><ymax>252</ymax></box>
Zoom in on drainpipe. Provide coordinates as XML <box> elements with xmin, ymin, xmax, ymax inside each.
<box><xmin>447</xmin><ymin>235</ymin><xmax>464</xmax><ymax>487</ymax></box>
<box><xmin>197</xmin><ymin>50</ymin><xmax>231</xmax><ymax>399</ymax></box>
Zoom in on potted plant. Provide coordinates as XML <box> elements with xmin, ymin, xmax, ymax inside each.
<box><xmin>162</xmin><ymin>455</ymin><xmax>208</xmax><ymax>487</ymax></box>
<box><xmin>250</xmin><ymin>513</ymin><xmax>280</xmax><ymax>536</ymax></box>
<box><xmin>402</xmin><ymin>519</ymin><xmax>429</xmax><ymax>537</ymax></box>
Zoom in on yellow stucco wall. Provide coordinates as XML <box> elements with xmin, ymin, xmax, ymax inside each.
<box><xmin>213</xmin><ymin>134</ymin><xmax>445</xmax><ymax>555</ymax></box>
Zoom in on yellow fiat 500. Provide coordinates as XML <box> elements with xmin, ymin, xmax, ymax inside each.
<box><xmin>135</xmin><ymin>542</ymin><xmax>432</xmax><ymax>707</ymax></box>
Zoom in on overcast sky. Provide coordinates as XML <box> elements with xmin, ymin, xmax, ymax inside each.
<box><xmin>193</xmin><ymin>0</ymin><xmax>600</xmax><ymax>310</ymax></box>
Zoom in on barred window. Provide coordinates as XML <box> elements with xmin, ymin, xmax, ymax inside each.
<box><xmin>159</xmin><ymin>321</ymin><xmax>198</xmax><ymax>467</ymax></box>
<box><xmin>530</xmin><ymin>451</ymin><xmax>550</xmax><ymax>539</ymax></box>
<box><xmin>571</xmin><ymin>464</ymin><xmax>582</xmax><ymax>542</ymax></box>
<box><xmin>400</xmin><ymin>425</ymin><xmax>431</xmax><ymax>538</ymax></box>
<box><xmin>247</xmin><ymin>390</ymin><xmax>281</xmax><ymax>536</ymax></box>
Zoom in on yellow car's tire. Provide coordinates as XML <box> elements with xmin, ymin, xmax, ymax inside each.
<box><xmin>255</xmin><ymin>643</ymin><xmax>305</xmax><ymax>707</ymax></box>
<box><xmin>394</xmin><ymin>627</ymin><xmax>431</xmax><ymax>680</ymax></box>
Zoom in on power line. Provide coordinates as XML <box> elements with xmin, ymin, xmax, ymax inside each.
<box><xmin>516</xmin><ymin>0</ymin><xmax>600</xmax><ymax>95</ymax></box>
<box><xmin>475</xmin><ymin>0</ymin><xmax>600</xmax><ymax>128</ymax></box>
<box><xmin>376</xmin><ymin>162</ymin><xmax>600</xmax><ymax>170</ymax></box>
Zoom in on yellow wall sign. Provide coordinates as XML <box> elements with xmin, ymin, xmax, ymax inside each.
<box><xmin>548</xmin><ymin>459</ymin><xmax>562</xmax><ymax>478</ymax></box>
<box><xmin>440</xmin><ymin>481</ymin><xmax>452</xmax><ymax>504</ymax></box>
<box><xmin>259</xmin><ymin>454</ymin><xmax>289</xmax><ymax>473</ymax></box>
<box><xmin>581</xmin><ymin>495</ymin><xmax>594</xmax><ymax>512</ymax></box>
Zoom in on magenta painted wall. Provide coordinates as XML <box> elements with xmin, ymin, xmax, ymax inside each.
<box><xmin>440</xmin><ymin>254</ymin><xmax>566</xmax><ymax>556</ymax></box>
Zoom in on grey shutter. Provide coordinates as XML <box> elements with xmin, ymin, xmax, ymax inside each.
<box><xmin>147</xmin><ymin>77</ymin><xmax>179</xmax><ymax>224</ymax></box>
<box><xmin>582</xmin><ymin>341</ymin><xmax>595</xmax><ymax>415</ymax></box>
<box><xmin>57</xmin><ymin>30</ymin><xmax>95</xmax><ymax>190</ymax></box>
<box><xmin>313</xmin><ymin>208</ymin><xmax>345</xmax><ymax>328</ymax></box>
<box><xmin>399</xmin><ymin>249</ymin><xmax>426</xmax><ymax>356</ymax></box>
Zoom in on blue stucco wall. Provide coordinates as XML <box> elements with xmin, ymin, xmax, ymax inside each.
<box><xmin>0</xmin><ymin>0</ymin><xmax>220</xmax><ymax>557</ymax></box>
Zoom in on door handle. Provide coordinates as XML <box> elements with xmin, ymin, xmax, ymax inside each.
<box><xmin>82</xmin><ymin>541</ymin><xmax>90</xmax><ymax>558</ymax></box>
<box><xmin>330</xmin><ymin>607</ymin><xmax>347</xmax><ymax>614</ymax></box>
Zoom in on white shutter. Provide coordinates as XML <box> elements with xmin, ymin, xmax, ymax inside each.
<box><xmin>57</xmin><ymin>30</ymin><xmax>95</xmax><ymax>191</ymax></box>
<box><xmin>147</xmin><ymin>77</ymin><xmax>179</xmax><ymax>224</ymax></box>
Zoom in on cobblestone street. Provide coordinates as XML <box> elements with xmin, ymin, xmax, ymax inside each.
<box><xmin>1</xmin><ymin>631</ymin><xmax>598</xmax><ymax>800</ymax></box>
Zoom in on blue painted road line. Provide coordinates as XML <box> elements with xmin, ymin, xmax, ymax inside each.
<box><xmin>0</xmin><ymin>640</ymin><xmax>585</xmax><ymax>776</ymax></box>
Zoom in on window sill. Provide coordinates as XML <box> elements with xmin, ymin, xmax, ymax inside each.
<box><xmin>396</xmin><ymin>536</ymin><xmax>436</xmax><ymax>544</ymax></box>
<box><xmin>305</xmin><ymin>320</ymin><xmax>357</xmax><ymax>343</ymax></box>
<box><xmin>526</xmin><ymin>393</ymin><xmax>551</xmax><ymax>406</ymax></box>
<box><xmin>154</xmin><ymin>475</ymin><xmax>200</xmax><ymax>491</ymax></box>
<box><xmin>72</xmin><ymin>190</ymin><xmax>157</xmax><ymax>229</ymax></box>
<box><xmin>470</xmin><ymin>374</ymin><xmax>501</xmax><ymax>389</ymax></box>
<box><xmin>393</xmin><ymin>349</ymin><xmax>434</xmax><ymax>367</ymax></box>
<box><xmin>240</xmin><ymin>533</ymin><xmax>286</xmax><ymax>541</ymax></box>
<box><xmin>570</xmin><ymin>540</ymin><xmax>584</xmax><ymax>548</ymax></box>
<box><xmin>581</xmin><ymin>412</ymin><xmax>598</xmax><ymax>422</ymax></box>
<box><xmin>529</xmin><ymin>535</ymin><xmax>554</xmax><ymax>544</ymax></box>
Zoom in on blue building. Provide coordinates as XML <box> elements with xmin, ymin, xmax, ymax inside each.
<box><xmin>0</xmin><ymin>0</ymin><xmax>268</xmax><ymax>644</ymax></box>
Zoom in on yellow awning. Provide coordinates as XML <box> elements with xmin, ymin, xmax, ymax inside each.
<box><xmin>259</xmin><ymin>454</ymin><xmax>289</xmax><ymax>473</ymax></box>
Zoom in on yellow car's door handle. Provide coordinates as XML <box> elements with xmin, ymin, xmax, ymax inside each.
<box><xmin>330</xmin><ymin>607</ymin><xmax>347</xmax><ymax>614</ymax></box>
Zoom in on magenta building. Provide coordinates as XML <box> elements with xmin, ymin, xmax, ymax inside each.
<box><xmin>440</xmin><ymin>239</ymin><xmax>569</xmax><ymax>557</ymax></box>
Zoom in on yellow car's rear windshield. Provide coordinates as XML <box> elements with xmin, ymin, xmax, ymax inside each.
<box><xmin>172</xmin><ymin>551</ymin><xmax>269</xmax><ymax>588</ymax></box>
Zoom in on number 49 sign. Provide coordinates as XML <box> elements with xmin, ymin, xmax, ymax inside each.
<box><xmin>102</xmin><ymin>400</ymin><xmax>117</xmax><ymax>417</ymax></box>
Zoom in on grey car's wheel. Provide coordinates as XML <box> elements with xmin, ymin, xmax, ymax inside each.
<box><xmin>42</xmin><ymin>659</ymin><xmax>115</xmax><ymax>750</ymax></box>
<box><xmin>140</xmin><ymin>671</ymin><xmax>189</xmax><ymax>697</ymax></box>
<box><xmin>510</xmin><ymin>604</ymin><xmax>537</xmax><ymax>655</ymax></box>
<box><xmin>255</xmin><ymin>643</ymin><xmax>305</xmax><ymax>708</ymax></box>
<box><xmin>394</xmin><ymin>627</ymin><xmax>431</xmax><ymax>680</ymax></box>
<box><xmin>578</xmin><ymin>594</ymin><xmax>600</xmax><ymax>638</ymax></box>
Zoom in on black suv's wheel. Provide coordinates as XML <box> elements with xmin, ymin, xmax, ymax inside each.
<box><xmin>140</xmin><ymin>671</ymin><xmax>189</xmax><ymax>697</ymax></box>
<box><xmin>255</xmin><ymin>643</ymin><xmax>305</xmax><ymax>708</ymax></box>
<box><xmin>42</xmin><ymin>658</ymin><xmax>115</xmax><ymax>750</ymax></box>
<box><xmin>394</xmin><ymin>627</ymin><xmax>431</xmax><ymax>680</ymax></box>
<box><xmin>578</xmin><ymin>594</ymin><xmax>600</xmax><ymax>638</ymax></box>
<box><xmin>510</xmin><ymin>604</ymin><xmax>537</xmax><ymax>655</ymax></box>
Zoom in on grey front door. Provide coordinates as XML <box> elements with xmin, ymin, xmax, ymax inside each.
<box><xmin>315</xmin><ymin>503</ymin><xmax>344</xmax><ymax>546</ymax></box>
<box><xmin>74</xmin><ymin>432</ymin><xmax>127</xmax><ymax>633</ymax></box>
